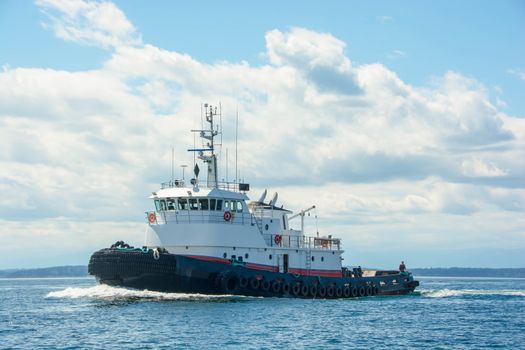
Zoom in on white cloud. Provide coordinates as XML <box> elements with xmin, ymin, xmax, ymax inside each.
<box><xmin>461</xmin><ymin>157</ymin><xmax>507</xmax><ymax>178</ymax></box>
<box><xmin>36</xmin><ymin>0</ymin><xmax>142</xmax><ymax>48</ymax></box>
<box><xmin>376</xmin><ymin>16</ymin><xmax>393</xmax><ymax>23</ymax></box>
<box><xmin>387</xmin><ymin>49</ymin><xmax>407</xmax><ymax>60</ymax></box>
<box><xmin>507</xmin><ymin>68</ymin><xmax>525</xmax><ymax>81</ymax></box>
<box><xmin>1</xmin><ymin>1</ymin><xmax>524</xmax><ymax>268</ymax></box>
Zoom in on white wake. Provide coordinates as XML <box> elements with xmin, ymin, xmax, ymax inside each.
<box><xmin>422</xmin><ymin>288</ymin><xmax>525</xmax><ymax>298</ymax></box>
<box><xmin>46</xmin><ymin>284</ymin><xmax>242</xmax><ymax>301</ymax></box>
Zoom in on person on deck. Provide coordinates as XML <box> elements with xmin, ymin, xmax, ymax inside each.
<box><xmin>399</xmin><ymin>261</ymin><xmax>406</xmax><ymax>272</ymax></box>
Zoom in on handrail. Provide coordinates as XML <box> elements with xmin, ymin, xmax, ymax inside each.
<box><xmin>160</xmin><ymin>179</ymin><xmax>249</xmax><ymax>192</ymax></box>
<box><xmin>145</xmin><ymin>210</ymin><xmax>254</xmax><ymax>226</ymax></box>
<box><xmin>263</xmin><ymin>234</ymin><xmax>341</xmax><ymax>251</ymax></box>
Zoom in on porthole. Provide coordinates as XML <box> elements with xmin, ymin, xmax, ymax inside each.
<box><xmin>265</xmin><ymin>224</ymin><xmax>269</xmax><ymax>230</ymax></box>
<box><xmin>233</xmin><ymin>247</ymin><xmax>236</xmax><ymax>250</ymax></box>
<box><xmin>245</xmin><ymin>253</ymin><xmax>249</xmax><ymax>259</ymax></box>
<box><xmin>321</xmin><ymin>257</ymin><xmax>324</xmax><ymax>262</ymax></box>
<box><xmin>311</xmin><ymin>256</ymin><xmax>315</xmax><ymax>261</ymax></box>
<box><xmin>269</xmin><ymin>254</ymin><xmax>273</xmax><ymax>260</ymax></box>
<box><xmin>223</xmin><ymin>252</ymin><xmax>227</xmax><ymax>258</ymax></box>
<box><xmin>332</xmin><ymin>251</ymin><xmax>335</xmax><ymax>255</ymax></box>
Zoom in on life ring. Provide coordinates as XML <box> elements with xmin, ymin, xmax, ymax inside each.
<box><xmin>274</xmin><ymin>234</ymin><xmax>282</xmax><ymax>245</ymax></box>
<box><xmin>223</xmin><ymin>211</ymin><xmax>232</xmax><ymax>221</ymax></box>
<box><xmin>148</xmin><ymin>212</ymin><xmax>156</xmax><ymax>223</ymax></box>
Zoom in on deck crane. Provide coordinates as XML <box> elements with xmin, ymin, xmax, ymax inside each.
<box><xmin>288</xmin><ymin>205</ymin><xmax>316</xmax><ymax>236</ymax></box>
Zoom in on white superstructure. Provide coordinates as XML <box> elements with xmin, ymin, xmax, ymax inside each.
<box><xmin>144</xmin><ymin>104</ymin><xmax>344</xmax><ymax>278</ymax></box>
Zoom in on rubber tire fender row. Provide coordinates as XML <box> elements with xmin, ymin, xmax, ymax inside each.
<box><xmin>366</xmin><ymin>286</ymin><xmax>373</xmax><ymax>296</ymax></box>
<box><xmin>239</xmin><ymin>276</ymin><xmax>249</xmax><ymax>288</ymax></box>
<box><xmin>271</xmin><ymin>281</ymin><xmax>281</xmax><ymax>294</ymax></box>
<box><xmin>358</xmin><ymin>286</ymin><xmax>366</xmax><ymax>297</ymax></box>
<box><xmin>282</xmin><ymin>283</ymin><xmax>291</xmax><ymax>294</ymax></box>
<box><xmin>220</xmin><ymin>272</ymin><xmax>239</xmax><ymax>294</ymax></box>
<box><xmin>343</xmin><ymin>286</ymin><xmax>351</xmax><ymax>298</ymax></box>
<box><xmin>292</xmin><ymin>283</ymin><xmax>301</xmax><ymax>296</ymax></box>
<box><xmin>351</xmin><ymin>287</ymin><xmax>358</xmax><ymax>297</ymax></box>
<box><xmin>318</xmin><ymin>285</ymin><xmax>327</xmax><ymax>298</ymax></box>
<box><xmin>250</xmin><ymin>278</ymin><xmax>260</xmax><ymax>290</ymax></box>
<box><xmin>326</xmin><ymin>285</ymin><xmax>335</xmax><ymax>298</ymax></box>
<box><xmin>309</xmin><ymin>284</ymin><xmax>318</xmax><ymax>297</ymax></box>
<box><xmin>335</xmin><ymin>286</ymin><xmax>343</xmax><ymax>298</ymax></box>
<box><xmin>261</xmin><ymin>279</ymin><xmax>271</xmax><ymax>292</ymax></box>
<box><xmin>301</xmin><ymin>284</ymin><xmax>309</xmax><ymax>297</ymax></box>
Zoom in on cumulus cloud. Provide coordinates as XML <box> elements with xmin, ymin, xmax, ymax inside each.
<box><xmin>1</xmin><ymin>1</ymin><xmax>524</xmax><ymax>267</ymax></box>
<box><xmin>461</xmin><ymin>157</ymin><xmax>507</xmax><ymax>178</ymax></box>
<box><xmin>36</xmin><ymin>0</ymin><xmax>142</xmax><ymax>48</ymax></box>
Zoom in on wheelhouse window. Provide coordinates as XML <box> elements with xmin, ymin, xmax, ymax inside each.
<box><xmin>224</xmin><ymin>200</ymin><xmax>230</xmax><ymax>211</ymax></box>
<box><xmin>210</xmin><ymin>199</ymin><xmax>216</xmax><ymax>211</ymax></box>
<box><xmin>199</xmin><ymin>198</ymin><xmax>209</xmax><ymax>211</ymax></box>
<box><xmin>177</xmin><ymin>198</ymin><xmax>189</xmax><ymax>210</ymax></box>
<box><xmin>216</xmin><ymin>199</ymin><xmax>223</xmax><ymax>211</ymax></box>
<box><xmin>188</xmin><ymin>198</ymin><xmax>198</xmax><ymax>210</ymax></box>
<box><xmin>167</xmin><ymin>198</ymin><xmax>176</xmax><ymax>211</ymax></box>
<box><xmin>158</xmin><ymin>200</ymin><xmax>167</xmax><ymax>211</ymax></box>
<box><xmin>235</xmin><ymin>201</ymin><xmax>244</xmax><ymax>213</ymax></box>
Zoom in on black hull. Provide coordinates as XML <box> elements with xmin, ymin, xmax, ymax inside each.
<box><xmin>88</xmin><ymin>248</ymin><xmax>419</xmax><ymax>298</ymax></box>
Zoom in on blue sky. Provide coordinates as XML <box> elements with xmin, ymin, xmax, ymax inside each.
<box><xmin>0</xmin><ymin>0</ymin><xmax>524</xmax><ymax>269</ymax></box>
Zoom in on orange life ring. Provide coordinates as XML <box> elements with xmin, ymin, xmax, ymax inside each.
<box><xmin>148</xmin><ymin>212</ymin><xmax>156</xmax><ymax>223</ymax></box>
<box><xmin>223</xmin><ymin>211</ymin><xmax>232</xmax><ymax>221</ymax></box>
<box><xmin>274</xmin><ymin>234</ymin><xmax>282</xmax><ymax>245</ymax></box>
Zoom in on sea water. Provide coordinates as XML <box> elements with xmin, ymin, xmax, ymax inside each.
<box><xmin>0</xmin><ymin>277</ymin><xmax>524</xmax><ymax>349</ymax></box>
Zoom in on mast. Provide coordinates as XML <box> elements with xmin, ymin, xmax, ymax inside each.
<box><xmin>189</xmin><ymin>104</ymin><xmax>219</xmax><ymax>188</ymax></box>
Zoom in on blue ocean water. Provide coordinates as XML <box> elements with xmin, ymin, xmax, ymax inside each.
<box><xmin>0</xmin><ymin>277</ymin><xmax>524</xmax><ymax>349</ymax></box>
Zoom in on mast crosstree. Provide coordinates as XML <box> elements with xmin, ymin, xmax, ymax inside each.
<box><xmin>189</xmin><ymin>104</ymin><xmax>220</xmax><ymax>188</ymax></box>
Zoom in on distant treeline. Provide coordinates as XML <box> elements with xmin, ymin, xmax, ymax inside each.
<box><xmin>1</xmin><ymin>266</ymin><xmax>524</xmax><ymax>278</ymax></box>
<box><xmin>0</xmin><ymin>265</ymin><xmax>88</xmax><ymax>278</ymax></box>
<box><xmin>411</xmin><ymin>267</ymin><xmax>525</xmax><ymax>278</ymax></box>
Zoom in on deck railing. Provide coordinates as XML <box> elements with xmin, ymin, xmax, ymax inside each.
<box><xmin>263</xmin><ymin>234</ymin><xmax>341</xmax><ymax>251</ymax></box>
<box><xmin>145</xmin><ymin>210</ymin><xmax>260</xmax><ymax>228</ymax></box>
<box><xmin>160</xmin><ymin>180</ymin><xmax>249</xmax><ymax>192</ymax></box>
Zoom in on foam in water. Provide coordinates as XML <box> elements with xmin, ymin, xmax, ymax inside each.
<box><xmin>46</xmin><ymin>284</ymin><xmax>244</xmax><ymax>301</ymax></box>
<box><xmin>423</xmin><ymin>288</ymin><xmax>525</xmax><ymax>298</ymax></box>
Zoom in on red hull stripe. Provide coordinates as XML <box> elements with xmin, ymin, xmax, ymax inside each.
<box><xmin>184</xmin><ymin>255</ymin><xmax>341</xmax><ymax>278</ymax></box>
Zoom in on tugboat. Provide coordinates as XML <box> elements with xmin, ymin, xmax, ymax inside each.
<box><xmin>89</xmin><ymin>104</ymin><xmax>419</xmax><ymax>298</ymax></box>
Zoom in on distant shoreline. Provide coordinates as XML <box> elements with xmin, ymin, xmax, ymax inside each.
<box><xmin>1</xmin><ymin>266</ymin><xmax>524</xmax><ymax>278</ymax></box>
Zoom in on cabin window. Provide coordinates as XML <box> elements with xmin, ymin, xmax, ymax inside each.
<box><xmin>282</xmin><ymin>216</ymin><xmax>286</xmax><ymax>230</ymax></box>
<box><xmin>235</xmin><ymin>201</ymin><xmax>243</xmax><ymax>213</ymax></box>
<box><xmin>177</xmin><ymin>198</ymin><xmax>188</xmax><ymax>210</ymax></box>
<box><xmin>167</xmin><ymin>198</ymin><xmax>176</xmax><ymax>211</ymax></box>
<box><xmin>159</xmin><ymin>200</ymin><xmax>167</xmax><ymax>211</ymax></box>
<box><xmin>199</xmin><ymin>198</ymin><xmax>209</xmax><ymax>210</ymax></box>
<box><xmin>154</xmin><ymin>200</ymin><xmax>161</xmax><ymax>211</ymax></box>
<box><xmin>216</xmin><ymin>199</ymin><xmax>223</xmax><ymax>211</ymax></box>
<box><xmin>224</xmin><ymin>200</ymin><xmax>230</xmax><ymax>211</ymax></box>
<box><xmin>210</xmin><ymin>199</ymin><xmax>216</xmax><ymax>211</ymax></box>
<box><xmin>188</xmin><ymin>198</ymin><xmax>198</xmax><ymax>210</ymax></box>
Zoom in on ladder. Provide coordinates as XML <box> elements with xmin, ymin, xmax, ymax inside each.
<box><xmin>305</xmin><ymin>250</ymin><xmax>312</xmax><ymax>276</ymax></box>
